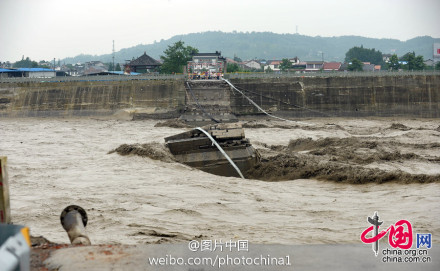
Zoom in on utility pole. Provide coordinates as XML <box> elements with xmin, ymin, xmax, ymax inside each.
<box><xmin>112</xmin><ymin>40</ymin><xmax>115</xmax><ymax>71</ymax></box>
<box><xmin>318</xmin><ymin>51</ymin><xmax>324</xmax><ymax>62</ymax></box>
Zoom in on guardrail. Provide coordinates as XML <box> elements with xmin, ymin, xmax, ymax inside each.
<box><xmin>0</xmin><ymin>71</ymin><xmax>438</xmax><ymax>84</ymax></box>
<box><xmin>0</xmin><ymin>73</ymin><xmax>186</xmax><ymax>83</ymax></box>
<box><xmin>225</xmin><ymin>70</ymin><xmax>440</xmax><ymax>79</ymax></box>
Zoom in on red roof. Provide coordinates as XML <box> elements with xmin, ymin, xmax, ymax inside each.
<box><xmin>323</xmin><ymin>62</ymin><xmax>342</xmax><ymax>70</ymax></box>
<box><xmin>268</xmin><ymin>60</ymin><xmax>282</xmax><ymax>65</ymax></box>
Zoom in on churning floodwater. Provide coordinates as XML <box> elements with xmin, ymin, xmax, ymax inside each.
<box><xmin>1</xmin><ymin>117</ymin><xmax>439</xmax><ymax>245</ymax></box>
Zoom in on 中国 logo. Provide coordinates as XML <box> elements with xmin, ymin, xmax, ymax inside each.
<box><xmin>360</xmin><ymin>212</ymin><xmax>413</xmax><ymax>256</ymax></box>
<box><xmin>360</xmin><ymin>211</ymin><xmax>433</xmax><ymax>261</ymax></box>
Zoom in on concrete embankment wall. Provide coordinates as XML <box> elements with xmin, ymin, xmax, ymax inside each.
<box><xmin>0</xmin><ymin>74</ymin><xmax>439</xmax><ymax>118</ymax></box>
<box><xmin>0</xmin><ymin>80</ymin><xmax>186</xmax><ymax>117</ymax></box>
<box><xmin>229</xmin><ymin>75</ymin><xmax>440</xmax><ymax>118</ymax></box>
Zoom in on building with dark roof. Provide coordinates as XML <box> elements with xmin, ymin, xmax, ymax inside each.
<box><xmin>126</xmin><ymin>52</ymin><xmax>161</xmax><ymax>73</ymax></box>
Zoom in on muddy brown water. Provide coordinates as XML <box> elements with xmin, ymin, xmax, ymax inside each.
<box><xmin>1</xmin><ymin>117</ymin><xmax>439</xmax><ymax>245</ymax></box>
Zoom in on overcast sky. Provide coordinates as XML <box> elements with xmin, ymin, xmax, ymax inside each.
<box><xmin>1</xmin><ymin>0</ymin><xmax>439</xmax><ymax>62</ymax></box>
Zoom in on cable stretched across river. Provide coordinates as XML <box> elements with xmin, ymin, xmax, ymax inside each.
<box><xmin>196</xmin><ymin>127</ymin><xmax>245</xmax><ymax>179</ymax></box>
<box><xmin>222</xmin><ymin>79</ymin><xmax>314</xmax><ymax>125</ymax></box>
<box><xmin>231</xmin><ymin>84</ymin><xmax>333</xmax><ymax>118</ymax></box>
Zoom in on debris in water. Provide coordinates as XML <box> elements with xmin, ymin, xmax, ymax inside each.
<box><xmin>389</xmin><ymin>123</ymin><xmax>411</xmax><ymax>131</ymax></box>
<box><xmin>154</xmin><ymin>119</ymin><xmax>192</xmax><ymax>128</ymax></box>
<box><xmin>109</xmin><ymin>143</ymin><xmax>176</xmax><ymax>162</ymax></box>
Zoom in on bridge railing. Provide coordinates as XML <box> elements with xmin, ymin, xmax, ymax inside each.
<box><xmin>0</xmin><ymin>73</ymin><xmax>186</xmax><ymax>83</ymax></box>
<box><xmin>0</xmin><ymin>71</ymin><xmax>438</xmax><ymax>83</ymax></box>
<box><xmin>225</xmin><ymin>70</ymin><xmax>440</xmax><ymax>79</ymax></box>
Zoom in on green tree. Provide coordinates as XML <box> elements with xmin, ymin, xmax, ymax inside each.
<box><xmin>388</xmin><ymin>54</ymin><xmax>400</xmax><ymax>71</ymax></box>
<box><xmin>401</xmin><ymin>52</ymin><xmax>415</xmax><ymax>70</ymax></box>
<box><xmin>279</xmin><ymin>58</ymin><xmax>291</xmax><ymax>71</ymax></box>
<box><xmin>436</xmin><ymin>61</ymin><xmax>440</xmax><ymax>70</ymax></box>
<box><xmin>160</xmin><ymin>41</ymin><xmax>198</xmax><ymax>74</ymax></box>
<box><xmin>108</xmin><ymin>62</ymin><xmax>114</xmax><ymax>71</ymax></box>
<box><xmin>347</xmin><ymin>58</ymin><xmax>363</xmax><ymax>71</ymax></box>
<box><xmin>265</xmin><ymin>66</ymin><xmax>273</xmax><ymax>73</ymax></box>
<box><xmin>13</xmin><ymin>57</ymin><xmax>39</xmax><ymax>68</ymax></box>
<box><xmin>345</xmin><ymin>46</ymin><xmax>383</xmax><ymax>65</ymax></box>
<box><xmin>414</xmin><ymin>55</ymin><xmax>425</xmax><ymax>70</ymax></box>
<box><xmin>401</xmin><ymin>52</ymin><xmax>425</xmax><ymax>71</ymax></box>
<box><xmin>227</xmin><ymin>63</ymin><xmax>240</xmax><ymax>73</ymax></box>
<box><xmin>115</xmin><ymin>63</ymin><xmax>121</xmax><ymax>71</ymax></box>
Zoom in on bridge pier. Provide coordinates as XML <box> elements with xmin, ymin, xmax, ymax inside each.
<box><xmin>180</xmin><ymin>80</ymin><xmax>238</xmax><ymax>124</ymax></box>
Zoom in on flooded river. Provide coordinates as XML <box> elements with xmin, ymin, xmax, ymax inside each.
<box><xmin>1</xmin><ymin>117</ymin><xmax>439</xmax><ymax>245</ymax></box>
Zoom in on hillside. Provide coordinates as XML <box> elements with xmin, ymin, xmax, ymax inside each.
<box><xmin>62</xmin><ymin>31</ymin><xmax>440</xmax><ymax>64</ymax></box>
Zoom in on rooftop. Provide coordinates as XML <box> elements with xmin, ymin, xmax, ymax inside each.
<box><xmin>0</xmin><ymin>68</ymin><xmax>55</xmax><ymax>72</ymax></box>
<box><xmin>193</xmin><ymin>51</ymin><xmax>222</xmax><ymax>57</ymax></box>
<box><xmin>128</xmin><ymin>52</ymin><xmax>161</xmax><ymax>66</ymax></box>
<box><xmin>323</xmin><ymin>62</ymin><xmax>342</xmax><ymax>70</ymax></box>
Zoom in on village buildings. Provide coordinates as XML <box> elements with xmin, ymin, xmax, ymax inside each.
<box><xmin>3</xmin><ymin>43</ymin><xmax>438</xmax><ymax>78</ymax></box>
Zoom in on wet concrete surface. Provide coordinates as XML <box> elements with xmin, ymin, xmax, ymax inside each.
<box><xmin>33</xmin><ymin>243</ymin><xmax>440</xmax><ymax>270</ymax></box>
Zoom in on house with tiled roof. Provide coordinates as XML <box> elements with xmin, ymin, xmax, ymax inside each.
<box><xmin>305</xmin><ymin>61</ymin><xmax>324</xmax><ymax>71</ymax></box>
<box><xmin>323</xmin><ymin>62</ymin><xmax>342</xmax><ymax>71</ymax></box>
<box><xmin>264</xmin><ymin>60</ymin><xmax>282</xmax><ymax>71</ymax></box>
<box><xmin>126</xmin><ymin>52</ymin><xmax>161</xmax><ymax>73</ymax></box>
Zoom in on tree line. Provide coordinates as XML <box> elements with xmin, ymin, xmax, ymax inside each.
<box><xmin>345</xmin><ymin>46</ymin><xmax>430</xmax><ymax>71</ymax></box>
